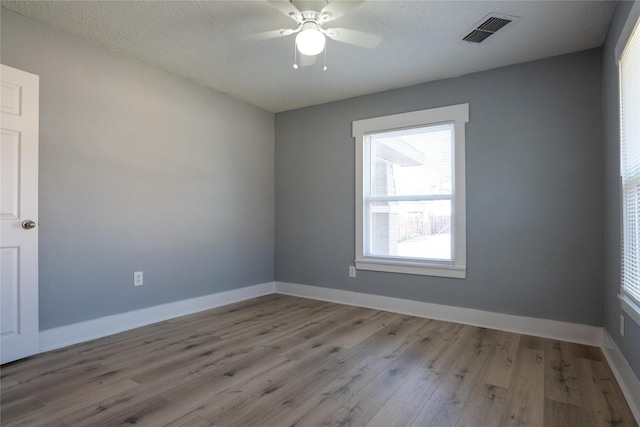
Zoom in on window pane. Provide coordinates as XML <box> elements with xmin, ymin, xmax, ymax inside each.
<box><xmin>367</xmin><ymin>200</ymin><xmax>452</xmax><ymax>261</ymax></box>
<box><xmin>369</xmin><ymin>123</ymin><xmax>453</xmax><ymax>197</ymax></box>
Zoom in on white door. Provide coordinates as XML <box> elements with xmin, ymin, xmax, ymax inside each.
<box><xmin>0</xmin><ymin>65</ymin><xmax>39</xmax><ymax>364</ymax></box>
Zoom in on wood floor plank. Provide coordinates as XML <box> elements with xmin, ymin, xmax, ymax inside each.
<box><xmin>410</xmin><ymin>398</ymin><xmax>463</xmax><ymax>427</ymax></box>
<box><xmin>59</xmin><ymin>388</ymin><xmax>171</xmax><ymax>426</ymax></box>
<box><xmin>162</xmin><ymin>413</ymin><xmax>213</xmax><ymax>427</ymax></box>
<box><xmin>267</xmin><ymin>354</ymin><xmax>391</xmax><ymax>427</ymax></box>
<box><xmin>158</xmin><ymin>345</ymin><xmax>298</xmax><ymax>406</ymax></box>
<box><xmin>3</xmin><ymin>379</ymin><xmax>140</xmax><ymax>426</ymax></box>
<box><xmin>407</xmin><ymin>325</ymin><xmax>496</xmax><ymax>426</ymax></box>
<box><xmin>455</xmin><ymin>382</ymin><xmax>508</xmax><ymax>427</ymax></box>
<box><xmin>331</xmin><ymin>310</ymin><xmax>396</xmax><ymax>349</ymax></box>
<box><xmin>479</xmin><ymin>329</ymin><xmax>521</xmax><ymax>389</ymax></box>
<box><xmin>1</xmin><ymin>295</ymin><xmax>636</xmax><ymax>427</ymax></box>
<box><xmin>328</xmin><ymin>380</ymin><xmax>397</xmax><ymax>427</ymax></box>
<box><xmin>202</xmin><ymin>344</ymin><xmax>355</xmax><ymax>425</ymax></box>
<box><xmin>0</xmin><ymin>396</ymin><xmax>45</xmax><ymax>425</ymax></box>
<box><xmin>544</xmin><ymin>399</ymin><xmax>592</xmax><ymax>427</ymax></box>
<box><xmin>500</xmin><ymin>346</ymin><xmax>545</xmax><ymax>427</ymax></box>
<box><xmin>428</xmin><ymin>327</ymin><xmax>494</xmax><ymax>406</ymax></box>
<box><xmin>1</xmin><ymin>345</ymin><xmax>102</xmax><ymax>385</ymax></box>
<box><xmin>519</xmin><ymin>334</ymin><xmax>546</xmax><ymax>351</ymax></box>
<box><xmin>428</xmin><ymin>325</ymin><xmax>484</xmax><ymax>374</ymax></box>
<box><xmin>544</xmin><ymin>339</ymin><xmax>582</xmax><ymax>406</ymax></box>
<box><xmin>294</xmin><ymin>306</ymin><xmax>383</xmax><ymax>342</ymax></box>
<box><xmin>574</xmin><ymin>357</ymin><xmax>637</xmax><ymax>427</ymax></box>
<box><xmin>217</xmin><ymin>338</ymin><xmax>389</xmax><ymax>427</ymax></box>
<box><xmin>132</xmin><ymin>335</ymin><xmax>305</xmax><ymax>395</ymax></box>
<box><xmin>214</xmin><ymin>301</ymin><xmax>357</xmax><ymax>346</ymax></box>
<box><xmin>1</xmin><ymin>361</ymin><xmax>112</xmax><ymax>406</ymax></box>
<box><xmin>590</xmin><ymin>358</ymin><xmax>637</xmax><ymax>426</ymax></box>
<box><xmin>372</xmin><ymin>328</ymin><xmax>445</xmax><ymax>390</ymax></box>
<box><xmin>569</xmin><ymin>342</ymin><xmax>604</xmax><ymax>362</ymax></box>
<box><xmin>354</xmin><ymin>314</ymin><xmax>427</xmax><ymax>360</ymax></box>
<box><xmin>0</xmin><ymin>378</ymin><xmax>18</xmax><ymax>390</ymax></box>
<box><xmin>365</xmin><ymin>366</ymin><xmax>441</xmax><ymax>426</ymax></box>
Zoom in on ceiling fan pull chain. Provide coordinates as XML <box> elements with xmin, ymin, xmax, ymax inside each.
<box><xmin>323</xmin><ymin>43</ymin><xmax>327</xmax><ymax>71</ymax></box>
<box><xmin>293</xmin><ymin>41</ymin><xmax>299</xmax><ymax>69</ymax></box>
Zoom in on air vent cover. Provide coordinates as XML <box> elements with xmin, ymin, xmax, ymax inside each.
<box><xmin>461</xmin><ymin>13</ymin><xmax>517</xmax><ymax>43</ymax></box>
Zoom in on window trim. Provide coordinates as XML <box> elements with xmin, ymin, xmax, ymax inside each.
<box><xmin>620</xmin><ymin>294</ymin><xmax>640</xmax><ymax>329</ymax></box>
<box><xmin>353</xmin><ymin>103</ymin><xmax>469</xmax><ymax>279</ymax></box>
<box><xmin>617</xmin><ymin>5</ymin><xmax>640</xmax><ymax>326</ymax></box>
<box><xmin>614</xmin><ymin>0</ymin><xmax>640</xmax><ymax>62</ymax></box>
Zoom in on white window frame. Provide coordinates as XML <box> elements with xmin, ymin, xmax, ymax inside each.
<box><xmin>617</xmin><ymin>1</ymin><xmax>640</xmax><ymax>327</ymax></box>
<box><xmin>353</xmin><ymin>103</ymin><xmax>468</xmax><ymax>279</ymax></box>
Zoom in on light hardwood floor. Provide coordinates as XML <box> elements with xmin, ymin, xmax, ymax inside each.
<box><xmin>1</xmin><ymin>294</ymin><xmax>637</xmax><ymax>426</ymax></box>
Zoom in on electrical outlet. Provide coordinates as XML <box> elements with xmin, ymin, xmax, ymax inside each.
<box><xmin>349</xmin><ymin>266</ymin><xmax>356</xmax><ymax>277</ymax></box>
<box><xmin>620</xmin><ymin>314</ymin><xmax>625</xmax><ymax>337</ymax></box>
<box><xmin>134</xmin><ymin>271</ymin><xmax>143</xmax><ymax>287</ymax></box>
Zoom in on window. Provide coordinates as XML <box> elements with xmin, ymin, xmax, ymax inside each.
<box><xmin>619</xmin><ymin>11</ymin><xmax>640</xmax><ymax>325</ymax></box>
<box><xmin>353</xmin><ymin>104</ymin><xmax>468</xmax><ymax>278</ymax></box>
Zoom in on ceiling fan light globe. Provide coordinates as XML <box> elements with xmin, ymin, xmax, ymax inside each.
<box><xmin>295</xmin><ymin>29</ymin><xmax>325</xmax><ymax>56</ymax></box>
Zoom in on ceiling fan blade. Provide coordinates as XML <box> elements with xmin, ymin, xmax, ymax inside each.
<box><xmin>320</xmin><ymin>1</ymin><xmax>365</xmax><ymax>22</ymax></box>
<box><xmin>267</xmin><ymin>1</ymin><xmax>303</xmax><ymax>22</ymax></box>
<box><xmin>325</xmin><ymin>27</ymin><xmax>381</xmax><ymax>49</ymax></box>
<box><xmin>299</xmin><ymin>54</ymin><xmax>317</xmax><ymax>67</ymax></box>
<box><xmin>243</xmin><ymin>28</ymin><xmax>295</xmax><ymax>43</ymax></box>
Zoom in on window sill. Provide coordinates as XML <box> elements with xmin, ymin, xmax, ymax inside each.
<box><xmin>355</xmin><ymin>258</ymin><xmax>465</xmax><ymax>279</ymax></box>
<box><xmin>619</xmin><ymin>294</ymin><xmax>640</xmax><ymax>327</ymax></box>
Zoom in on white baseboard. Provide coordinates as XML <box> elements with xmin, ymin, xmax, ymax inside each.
<box><xmin>275</xmin><ymin>281</ymin><xmax>603</xmax><ymax>347</ymax></box>
<box><xmin>39</xmin><ymin>281</ymin><xmax>275</xmax><ymax>353</ymax></box>
<box><xmin>276</xmin><ymin>282</ymin><xmax>640</xmax><ymax>422</ymax></box>
<box><xmin>602</xmin><ymin>331</ymin><xmax>640</xmax><ymax>421</ymax></box>
<box><xmin>37</xmin><ymin>280</ymin><xmax>604</xmax><ymax>352</ymax></box>
<box><xmin>35</xmin><ymin>279</ymin><xmax>638</xmax><ymax>422</ymax></box>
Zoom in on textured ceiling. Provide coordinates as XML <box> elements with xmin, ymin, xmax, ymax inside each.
<box><xmin>1</xmin><ymin>0</ymin><xmax>616</xmax><ymax>113</ymax></box>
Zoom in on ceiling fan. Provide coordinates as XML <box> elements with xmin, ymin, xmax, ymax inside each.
<box><xmin>246</xmin><ymin>0</ymin><xmax>382</xmax><ymax>68</ymax></box>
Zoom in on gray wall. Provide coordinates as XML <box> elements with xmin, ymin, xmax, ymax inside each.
<box><xmin>602</xmin><ymin>0</ymin><xmax>640</xmax><ymax>379</ymax></box>
<box><xmin>1</xmin><ymin>9</ymin><xmax>275</xmax><ymax>330</ymax></box>
<box><xmin>275</xmin><ymin>49</ymin><xmax>604</xmax><ymax>326</ymax></box>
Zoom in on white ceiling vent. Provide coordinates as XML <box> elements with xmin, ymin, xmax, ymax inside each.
<box><xmin>461</xmin><ymin>13</ymin><xmax>518</xmax><ymax>43</ymax></box>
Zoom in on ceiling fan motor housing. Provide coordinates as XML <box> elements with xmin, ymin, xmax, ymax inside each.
<box><xmin>292</xmin><ymin>0</ymin><xmax>328</xmax><ymax>14</ymax></box>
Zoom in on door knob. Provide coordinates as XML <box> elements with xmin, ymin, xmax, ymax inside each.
<box><xmin>21</xmin><ymin>220</ymin><xmax>37</xmax><ymax>230</ymax></box>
